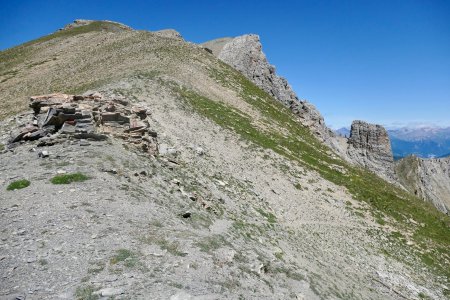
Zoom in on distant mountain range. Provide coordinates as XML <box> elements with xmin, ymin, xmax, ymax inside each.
<box><xmin>336</xmin><ymin>126</ymin><xmax>450</xmax><ymax>159</ymax></box>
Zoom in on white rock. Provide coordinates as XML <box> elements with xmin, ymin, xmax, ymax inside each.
<box><xmin>195</xmin><ymin>147</ymin><xmax>204</xmax><ymax>155</ymax></box>
<box><xmin>170</xmin><ymin>291</ymin><xmax>193</xmax><ymax>300</ymax></box>
<box><xmin>96</xmin><ymin>287</ymin><xmax>124</xmax><ymax>297</ymax></box>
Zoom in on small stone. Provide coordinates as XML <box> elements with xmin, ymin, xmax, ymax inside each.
<box><xmin>181</xmin><ymin>212</ymin><xmax>191</xmax><ymax>218</ymax></box>
<box><xmin>215</xmin><ymin>180</ymin><xmax>226</xmax><ymax>186</ymax></box>
<box><xmin>38</xmin><ymin>150</ymin><xmax>49</xmax><ymax>158</ymax></box>
<box><xmin>103</xmin><ymin>168</ymin><xmax>118</xmax><ymax>174</ymax></box>
<box><xmin>170</xmin><ymin>291</ymin><xmax>194</xmax><ymax>300</ymax></box>
<box><xmin>27</xmin><ymin>257</ymin><xmax>36</xmax><ymax>263</ymax></box>
<box><xmin>97</xmin><ymin>287</ymin><xmax>124</xmax><ymax>297</ymax></box>
<box><xmin>91</xmin><ymin>92</ymin><xmax>102</xmax><ymax>99</ymax></box>
<box><xmin>195</xmin><ymin>147</ymin><xmax>204</xmax><ymax>155</ymax></box>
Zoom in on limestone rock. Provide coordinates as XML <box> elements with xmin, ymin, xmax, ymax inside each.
<box><xmin>95</xmin><ymin>287</ymin><xmax>124</xmax><ymax>297</ymax></box>
<box><xmin>203</xmin><ymin>35</ymin><xmax>338</xmax><ymax>148</ymax></box>
<box><xmin>153</xmin><ymin>29</ymin><xmax>184</xmax><ymax>41</ymax></box>
<box><xmin>208</xmin><ymin>34</ymin><xmax>298</xmax><ymax>107</ymax></box>
<box><xmin>347</xmin><ymin>120</ymin><xmax>395</xmax><ymax>180</ymax></box>
<box><xmin>290</xmin><ymin>100</ymin><xmax>337</xmax><ymax>141</ymax></box>
<box><xmin>8</xmin><ymin>92</ymin><xmax>158</xmax><ymax>156</ymax></box>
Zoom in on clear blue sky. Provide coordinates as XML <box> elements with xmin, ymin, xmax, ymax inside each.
<box><xmin>1</xmin><ymin>0</ymin><xmax>449</xmax><ymax>128</ymax></box>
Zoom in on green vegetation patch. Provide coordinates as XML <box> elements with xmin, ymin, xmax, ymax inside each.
<box><xmin>7</xmin><ymin>179</ymin><xmax>30</xmax><ymax>191</ymax></box>
<box><xmin>50</xmin><ymin>173</ymin><xmax>89</xmax><ymax>184</ymax></box>
<box><xmin>195</xmin><ymin>235</ymin><xmax>228</xmax><ymax>253</ymax></box>
<box><xmin>158</xmin><ymin>239</ymin><xmax>186</xmax><ymax>256</ymax></box>
<box><xmin>255</xmin><ymin>208</ymin><xmax>277</xmax><ymax>224</ymax></box>
<box><xmin>110</xmin><ymin>249</ymin><xmax>138</xmax><ymax>267</ymax></box>
<box><xmin>75</xmin><ymin>285</ymin><xmax>99</xmax><ymax>300</ymax></box>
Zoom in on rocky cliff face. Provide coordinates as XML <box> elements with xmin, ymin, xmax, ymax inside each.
<box><xmin>202</xmin><ymin>35</ymin><xmax>396</xmax><ymax>176</ymax></box>
<box><xmin>396</xmin><ymin>155</ymin><xmax>450</xmax><ymax>214</ymax></box>
<box><xmin>206</xmin><ymin>35</ymin><xmax>298</xmax><ymax>106</ymax></box>
<box><xmin>202</xmin><ymin>35</ymin><xmax>339</xmax><ymax>148</ymax></box>
<box><xmin>347</xmin><ymin>120</ymin><xmax>395</xmax><ymax>180</ymax></box>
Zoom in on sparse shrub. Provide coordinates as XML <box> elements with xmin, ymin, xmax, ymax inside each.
<box><xmin>195</xmin><ymin>235</ymin><xmax>228</xmax><ymax>253</ymax></box>
<box><xmin>274</xmin><ymin>252</ymin><xmax>284</xmax><ymax>260</ymax></box>
<box><xmin>256</xmin><ymin>208</ymin><xmax>277</xmax><ymax>224</ymax></box>
<box><xmin>75</xmin><ymin>285</ymin><xmax>98</xmax><ymax>300</ymax></box>
<box><xmin>50</xmin><ymin>172</ymin><xmax>89</xmax><ymax>184</ymax></box>
<box><xmin>155</xmin><ymin>238</ymin><xmax>185</xmax><ymax>256</ymax></box>
<box><xmin>7</xmin><ymin>179</ymin><xmax>30</xmax><ymax>190</ymax></box>
<box><xmin>110</xmin><ymin>249</ymin><xmax>138</xmax><ymax>267</ymax></box>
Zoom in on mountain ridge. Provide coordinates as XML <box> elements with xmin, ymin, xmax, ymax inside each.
<box><xmin>0</xmin><ymin>20</ymin><xmax>449</xmax><ymax>299</ymax></box>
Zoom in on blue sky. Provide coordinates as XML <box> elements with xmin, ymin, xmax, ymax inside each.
<box><xmin>1</xmin><ymin>0</ymin><xmax>449</xmax><ymax>128</ymax></box>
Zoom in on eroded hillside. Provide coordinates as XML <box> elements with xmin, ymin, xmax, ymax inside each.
<box><xmin>0</xmin><ymin>20</ymin><xmax>449</xmax><ymax>300</ymax></box>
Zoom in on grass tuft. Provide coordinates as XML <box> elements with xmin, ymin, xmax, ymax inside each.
<box><xmin>75</xmin><ymin>285</ymin><xmax>98</xmax><ymax>300</ymax></box>
<box><xmin>110</xmin><ymin>249</ymin><xmax>138</xmax><ymax>267</ymax></box>
<box><xmin>50</xmin><ymin>173</ymin><xmax>89</xmax><ymax>184</ymax></box>
<box><xmin>7</xmin><ymin>179</ymin><xmax>30</xmax><ymax>190</ymax></box>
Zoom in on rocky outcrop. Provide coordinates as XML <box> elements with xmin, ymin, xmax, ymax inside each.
<box><xmin>290</xmin><ymin>101</ymin><xmax>340</xmax><ymax>143</ymax></box>
<box><xmin>8</xmin><ymin>93</ymin><xmax>158</xmax><ymax>155</ymax></box>
<box><xmin>203</xmin><ymin>35</ymin><xmax>339</xmax><ymax>148</ymax></box>
<box><xmin>205</xmin><ymin>34</ymin><xmax>298</xmax><ymax>107</ymax></box>
<box><xmin>396</xmin><ymin>155</ymin><xmax>450</xmax><ymax>214</ymax></box>
<box><xmin>347</xmin><ymin>120</ymin><xmax>395</xmax><ymax>180</ymax></box>
<box><xmin>153</xmin><ymin>29</ymin><xmax>184</xmax><ymax>40</ymax></box>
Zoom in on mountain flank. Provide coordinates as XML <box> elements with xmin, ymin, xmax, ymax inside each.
<box><xmin>396</xmin><ymin>156</ymin><xmax>450</xmax><ymax>214</ymax></box>
<box><xmin>0</xmin><ymin>20</ymin><xmax>449</xmax><ymax>299</ymax></box>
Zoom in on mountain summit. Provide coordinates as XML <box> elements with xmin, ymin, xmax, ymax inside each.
<box><xmin>0</xmin><ymin>20</ymin><xmax>449</xmax><ymax>299</ymax></box>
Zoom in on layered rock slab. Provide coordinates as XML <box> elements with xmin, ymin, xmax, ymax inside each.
<box><xmin>8</xmin><ymin>92</ymin><xmax>158</xmax><ymax>155</ymax></box>
<box><xmin>347</xmin><ymin>120</ymin><xmax>395</xmax><ymax>180</ymax></box>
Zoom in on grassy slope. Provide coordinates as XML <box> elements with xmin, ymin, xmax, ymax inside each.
<box><xmin>178</xmin><ymin>64</ymin><xmax>450</xmax><ymax>281</ymax></box>
<box><xmin>0</xmin><ymin>21</ymin><xmax>193</xmax><ymax>119</ymax></box>
<box><xmin>1</xmin><ymin>22</ymin><xmax>449</xmax><ymax>283</ymax></box>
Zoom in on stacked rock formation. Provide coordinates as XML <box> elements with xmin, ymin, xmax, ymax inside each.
<box><xmin>347</xmin><ymin>120</ymin><xmax>395</xmax><ymax>180</ymax></box>
<box><xmin>8</xmin><ymin>92</ymin><xmax>158</xmax><ymax>155</ymax></box>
